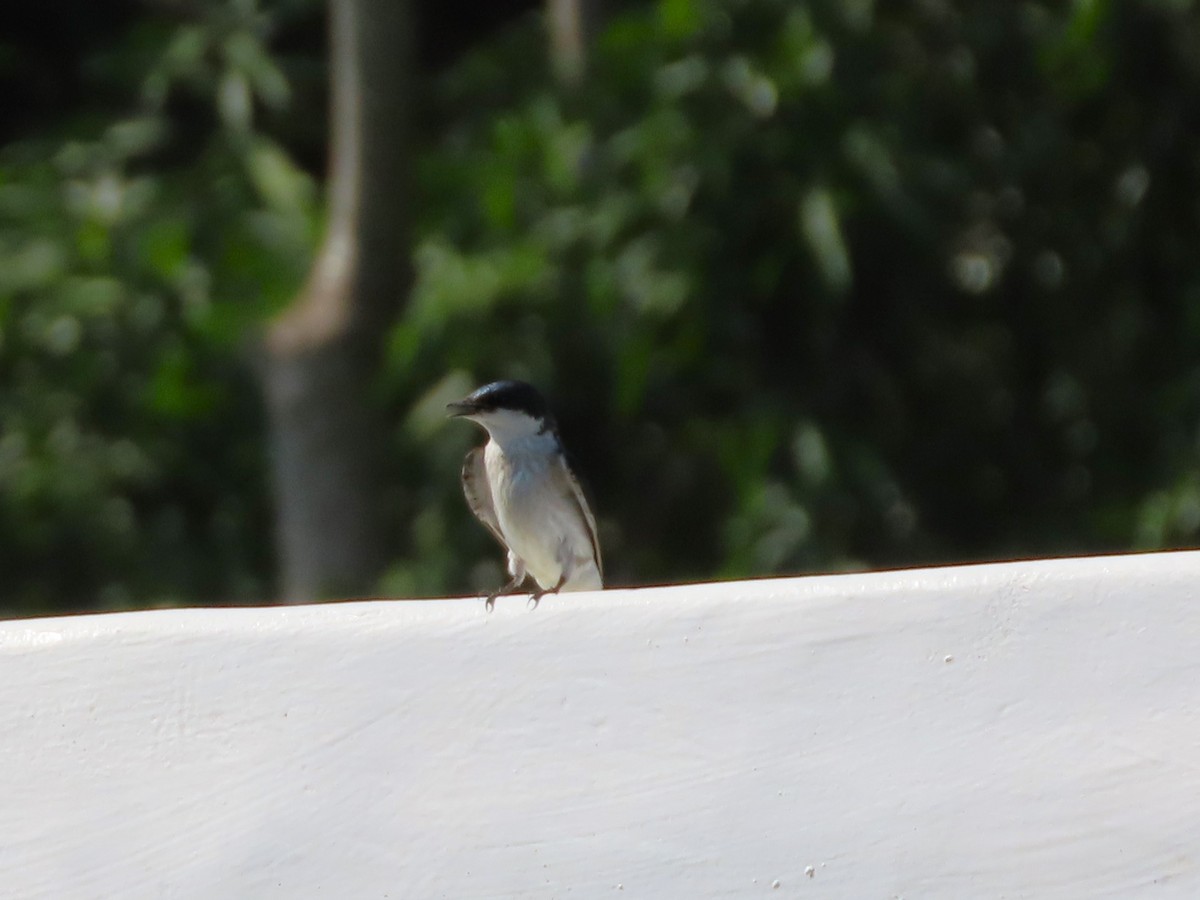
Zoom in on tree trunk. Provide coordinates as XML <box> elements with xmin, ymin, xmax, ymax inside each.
<box><xmin>545</xmin><ymin>0</ymin><xmax>602</xmax><ymax>85</ymax></box>
<box><xmin>262</xmin><ymin>0</ymin><xmax>411</xmax><ymax>602</ymax></box>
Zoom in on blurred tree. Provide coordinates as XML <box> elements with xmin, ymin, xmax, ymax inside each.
<box><xmin>546</xmin><ymin>0</ymin><xmax>601</xmax><ymax>84</ymax></box>
<box><xmin>0</xmin><ymin>0</ymin><xmax>322</xmax><ymax>613</ymax></box>
<box><xmin>392</xmin><ymin>0</ymin><xmax>1200</xmax><ymax>595</ymax></box>
<box><xmin>261</xmin><ymin>0</ymin><xmax>412</xmax><ymax>602</ymax></box>
<box><xmin>4</xmin><ymin>0</ymin><xmax>1200</xmax><ymax>614</ymax></box>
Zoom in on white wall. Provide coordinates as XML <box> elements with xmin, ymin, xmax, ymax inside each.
<box><xmin>2</xmin><ymin>551</ymin><xmax>1199</xmax><ymax>898</ymax></box>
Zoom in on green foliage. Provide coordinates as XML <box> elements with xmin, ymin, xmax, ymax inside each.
<box><xmin>0</xmin><ymin>0</ymin><xmax>319</xmax><ymax>613</ymax></box>
<box><xmin>390</xmin><ymin>0</ymin><xmax>1200</xmax><ymax>594</ymax></box>
<box><xmin>7</xmin><ymin>0</ymin><xmax>1200</xmax><ymax>610</ymax></box>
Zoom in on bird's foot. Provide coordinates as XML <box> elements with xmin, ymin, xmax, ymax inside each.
<box><xmin>527</xmin><ymin>574</ymin><xmax>568</xmax><ymax>610</ymax></box>
<box><xmin>483</xmin><ymin>576</ymin><xmax>525</xmax><ymax>612</ymax></box>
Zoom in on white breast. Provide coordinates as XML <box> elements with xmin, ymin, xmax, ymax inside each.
<box><xmin>484</xmin><ymin>436</ymin><xmax>595</xmax><ymax>591</ymax></box>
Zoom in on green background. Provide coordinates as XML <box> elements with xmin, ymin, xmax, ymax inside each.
<box><xmin>3</xmin><ymin>0</ymin><xmax>1199</xmax><ymax>614</ymax></box>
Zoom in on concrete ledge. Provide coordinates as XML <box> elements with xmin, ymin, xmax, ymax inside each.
<box><xmin>3</xmin><ymin>551</ymin><xmax>1199</xmax><ymax>897</ymax></box>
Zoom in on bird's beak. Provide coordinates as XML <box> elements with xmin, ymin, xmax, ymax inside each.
<box><xmin>446</xmin><ymin>399</ymin><xmax>475</xmax><ymax>418</ymax></box>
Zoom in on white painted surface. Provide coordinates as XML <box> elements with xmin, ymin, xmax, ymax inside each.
<box><xmin>2</xmin><ymin>552</ymin><xmax>1199</xmax><ymax>899</ymax></box>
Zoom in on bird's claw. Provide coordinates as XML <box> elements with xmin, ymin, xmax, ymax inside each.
<box><xmin>483</xmin><ymin>575</ymin><xmax>529</xmax><ymax>612</ymax></box>
<box><xmin>526</xmin><ymin>574</ymin><xmax>565</xmax><ymax>610</ymax></box>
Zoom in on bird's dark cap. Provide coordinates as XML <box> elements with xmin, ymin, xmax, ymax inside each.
<box><xmin>447</xmin><ymin>380</ymin><xmax>550</xmax><ymax>419</ymax></box>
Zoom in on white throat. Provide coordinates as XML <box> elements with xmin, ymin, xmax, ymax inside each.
<box><xmin>473</xmin><ymin>409</ymin><xmax>555</xmax><ymax>453</ymax></box>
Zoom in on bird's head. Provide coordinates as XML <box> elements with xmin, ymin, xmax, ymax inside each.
<box><xmin>447</xmin><ymin>380</ymin><xmax>554</xmax><ymax>444</ymax></box>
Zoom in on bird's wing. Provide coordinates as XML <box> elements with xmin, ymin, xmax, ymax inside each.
<box><xmin>556</xmin><ymin>452</ymin><xmax>603</xmax><ymax>579</ymax></box>
<box><xmin>462</xmin><ymin>446</ymin><xmax>507</xmax><ymax>550</ymax></box>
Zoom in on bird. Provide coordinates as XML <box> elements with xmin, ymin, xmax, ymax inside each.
<box><xmin>447</xmin><ymin>380</ymin><xmax>603</xmax><ymax>609</ymax></box>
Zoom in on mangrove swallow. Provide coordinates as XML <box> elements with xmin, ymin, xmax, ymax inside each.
<box><xmin>447</xmin><ymin>380</ymin><xmax>603</xmax><ymax>608</ymax></box>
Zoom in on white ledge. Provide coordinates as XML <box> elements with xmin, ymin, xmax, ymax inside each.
<box><xmin>3</xmin><ymin>551</ymin><xmax>1200</xmax><ymax>898</ymax></box>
